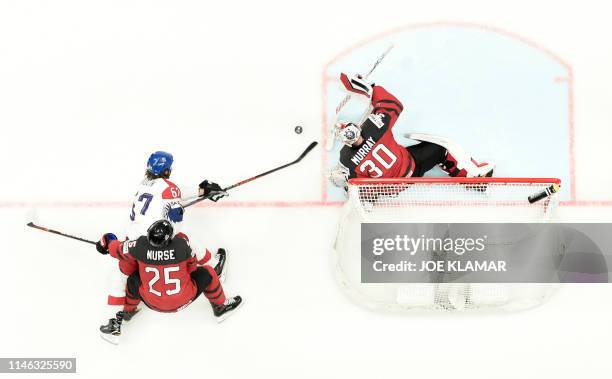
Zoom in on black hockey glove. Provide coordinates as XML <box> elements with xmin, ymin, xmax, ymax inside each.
<box><xmin>198</xmin><ymin>180</ymin><xmax>228</xmax><ymax>202</ymax></box>
<box><xmin>96</xmin><ymin>233</ymin><xmax>118</xmax><ymax>255</ymax></box>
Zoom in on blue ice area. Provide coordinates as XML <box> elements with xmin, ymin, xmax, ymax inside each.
<box><xmin>325</xmin><ymin>26</ymin><xmax>571</xmax><ymax>202</ymax></box>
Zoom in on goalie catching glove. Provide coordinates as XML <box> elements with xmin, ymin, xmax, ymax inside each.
<box><xmin>327</xmin><ymin>164</ymin><xmax>350</xmax><ymax>190</ymax></box>
<box><xmin>340</xmin><ymin>73</ymin><xmax>373</xmax><ymax>98</ymax></box>
<box><xmin>198</xmin><ymin>180</ymin><xmax>228</xmax><ymax>202</ymax></box>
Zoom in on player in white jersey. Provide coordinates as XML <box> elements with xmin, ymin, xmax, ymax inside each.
<box><xmin>125</xmin><ymin>175</ymin><xmax>184</xmax><ymax>239</ymax></box>
<box><xmin>125</xmin><ymin>151</ymin><xmax>227</xmax><ymax>239</ymax></box>
<box><xmin>103</xmin><ymin>151</ymin><xmax>228</xmax><ymax>330</ymax></box>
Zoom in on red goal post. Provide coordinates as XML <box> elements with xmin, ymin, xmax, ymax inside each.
<box><xmin>349</xmin><ymin>177</ymin><xmax>561</xmax><ymax>185</ymax></box>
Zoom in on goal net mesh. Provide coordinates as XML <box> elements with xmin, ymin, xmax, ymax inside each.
<box><xmin>333</xmin><ymin>177</ymin><xmax>561</xmax><ymax>312</ymax></box>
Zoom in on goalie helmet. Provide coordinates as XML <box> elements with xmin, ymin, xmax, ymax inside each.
<box><xmin>334</xmin><ymin>122</ymin><xmax>361</xmax><ymax>147</ymax></box>
<box><xmin>147</xmin><ymin>219</ymin><xmax>173</xmax><ymax>247</ymax></box>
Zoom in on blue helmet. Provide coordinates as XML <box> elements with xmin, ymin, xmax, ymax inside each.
<box><xmin>147</xmin><ymin>151</ymin><xmax>173</xmax><ymax>176</ymax></box>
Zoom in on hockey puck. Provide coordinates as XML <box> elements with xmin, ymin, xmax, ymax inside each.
<box><xmin>294</xmin><ymin>125</ymin><xmax>303</xmax><ymax>134</ymax></box>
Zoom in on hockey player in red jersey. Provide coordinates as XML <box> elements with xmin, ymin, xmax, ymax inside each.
<box><xmin>328</xmin><ymin>73</ymin><xmax>494</xmax><ymax>190</ymax></box>
<box><xmin>96</xmin><ymin>219</ymin><xmax>242</xmax><ymax>344</ymax></box>
<box><xmin>104</xmin><ymin>151</ymin><xmax>228</xmax><ymax>336</ymax></box>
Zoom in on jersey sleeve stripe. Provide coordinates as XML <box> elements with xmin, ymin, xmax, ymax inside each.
<box><xmin>376</xmin><ymin>98</ymin><xmax>403</xmax><ymax>111</ymax></box>
<box><xmin>206</xmin><ymin>290</ymin><xmax>224</xmax><ymax>300</ymax></box>
<box><xmin>204</xmin><ymin>283</ymin><xmax>221</xmax><ymax>294</ymax></box>
<box><xmin>373</xmin><ymin>106</ymin><xmax>400</xmax><ymax>116</ymax></box>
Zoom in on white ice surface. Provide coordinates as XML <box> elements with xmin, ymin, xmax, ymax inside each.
<box><xmin>1</xmin><ymin>1</ymin><xmax>612</xmax><ymax>378</ymax></box>
<box><xmin>4</xmin><ymin>206</ymin><xmax>612</xmax><ymax>379</ymax></box>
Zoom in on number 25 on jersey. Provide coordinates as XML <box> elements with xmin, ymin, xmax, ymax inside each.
<box><xmin>144</xmin><ymin>266</ymin><xmax>181</xmax><ymax>296</ymax></box>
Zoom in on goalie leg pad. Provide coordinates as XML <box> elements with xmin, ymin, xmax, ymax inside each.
<box><xmin>405</xmin><ymin>133</ymin><xmax>495</xmax><ymax>177</ymax></box>
<box><xmin>405</xmin><ymin>142</ymin><xmax>447</xmax><ymax>177</ymax></box>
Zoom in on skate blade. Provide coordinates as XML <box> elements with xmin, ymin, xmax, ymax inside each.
<box><xmin>100</xmin><ymin>333</ymin><xmax>120</xmax><ymax>345</ymax></box>
<box><xmin>215</xmin><ymin>301</ymin><xmax>244</xmax><ymax>324</ymax></box>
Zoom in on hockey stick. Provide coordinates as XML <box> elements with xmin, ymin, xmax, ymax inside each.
<box><xmin>325</xmin><ymin>44</ymin><xmax>394</xmax><ymax>151</ymax></box>
<box><xmin>182</xmin><ymin>141</ymin><xmax>319</xmax><ymax>208</ymax></box>
<box><xmin>27</xmin><ymin>222</ymin><xmax>96</xmax><ymax>245</ymax></box>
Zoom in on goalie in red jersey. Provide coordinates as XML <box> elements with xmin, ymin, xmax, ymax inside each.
<box><xmin>95</xmin><ymin>219</ymin><xmax>242</xmax><ymax>344</ymax></box>
<box><xmin>328</xmin><ymin>73</ymin><xmax>495</xmax><ymax>191</ymax></box>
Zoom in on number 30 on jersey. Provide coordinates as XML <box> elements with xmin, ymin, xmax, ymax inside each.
<box><xmin>358</xmin><ymin>144</ymin><xmax>397</xmax><ymax>178</ymax></box>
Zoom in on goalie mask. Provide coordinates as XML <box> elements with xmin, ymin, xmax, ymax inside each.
<box><xmin>335</xmin><ymin>122</ymin><xmax>362</xmax><ymax>147</ymax></box>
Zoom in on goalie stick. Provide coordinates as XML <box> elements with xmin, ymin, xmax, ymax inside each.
<box><xmin>182</xmin><ymin>141</ymin><xmax>318</xmax><ymax>208</ymax></box>
<box><xmin>26</xmin><ymin>222</ymin><xmax>96</xmax><ymax>245</ymax></box>
<box><xmin>325</xmin><ymin>44</ymin><xmax>394</xmax><ymax>151</ymax></box>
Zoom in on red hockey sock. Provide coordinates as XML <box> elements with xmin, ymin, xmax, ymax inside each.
<box><xmin>203</xmin><ymin>266</ymin><xmax>226</xmax><ymax>305</ymax></box>
<box><xmin>124</xmin><ymin>287</ymin><xmax>141</xmax><ymax>312</ymax></box>
<box><xmin>124</xmin><ymin>298</ymin><xmax>140</xmax><ymax>312</ymax></box>
<box><xmin>124</xmin><ymin>304</ymin><xmax>137</xmax><ymax>312</ymax></box>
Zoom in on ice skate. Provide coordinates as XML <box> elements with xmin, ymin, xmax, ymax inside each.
<box><xmin>212</xmin><ymin>296</ymin><xmax>243</xmax><ymax>323</ymax></box>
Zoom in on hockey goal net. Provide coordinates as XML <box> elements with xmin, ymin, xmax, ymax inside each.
<box><xmin>333</xmin><ymin>177</ymin><xmax>562</xmax><ymax>312</ymax></box>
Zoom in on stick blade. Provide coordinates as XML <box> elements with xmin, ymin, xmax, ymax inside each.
<box><xmin>296</xmin><ymin>141</ymin><xmax>318</xmax><ymax>162</ymax></box>
<box><xmin>25</xmin><ymin>208</ymin><xmax>39</xmax><ymax>226</ymax></box>
<box><xmin>302</xmin><ymin>141</ymin><xmax>318</xmax><ymax>155</ymax></box>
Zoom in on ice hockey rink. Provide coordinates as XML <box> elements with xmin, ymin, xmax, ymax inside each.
<box><xmin>1</xmin><ymin>1</ymin><xmax>612</xmax><ymax>378</ymax></box>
